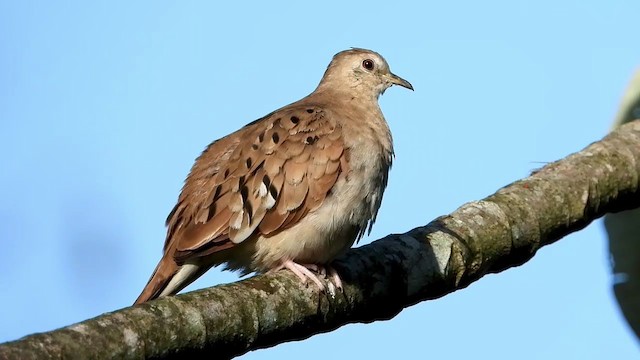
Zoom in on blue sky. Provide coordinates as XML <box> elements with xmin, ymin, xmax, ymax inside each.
<box><xmin>1</xmin><ymin>1</ymin><xmax>638</xmax><ymax>358</ymax></box>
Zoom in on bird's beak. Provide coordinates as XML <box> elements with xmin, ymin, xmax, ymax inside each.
<box><xmin>388</xmin><ymin>72</ymin><xmax>414</xmax><ymax>91</ymax></box>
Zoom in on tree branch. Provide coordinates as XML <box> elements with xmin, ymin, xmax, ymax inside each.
<box><xmin>2</xmin><ymin>121</ymin><xmax>639</xmax><ymax>360</ymax></box>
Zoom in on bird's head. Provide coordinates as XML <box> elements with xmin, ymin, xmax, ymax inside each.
<box><xmin>317</xmin><ymin>48</ymin><xmax>413</xmax><ymax>99</ymax></box>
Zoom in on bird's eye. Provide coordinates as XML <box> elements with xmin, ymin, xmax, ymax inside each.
<box><xmin>362</xmin><ymin>59</ymin><xmax>375</xmax><ymax>71</ymax></box>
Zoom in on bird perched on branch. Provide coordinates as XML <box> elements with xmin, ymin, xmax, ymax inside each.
<box><xmin>134</xmin><ymin>48</ymin><xmax>412</xmax><ymax>304</ymax></box>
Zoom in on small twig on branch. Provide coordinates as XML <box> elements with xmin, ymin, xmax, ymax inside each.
<box><xmin>1</xmin><ymin>121</ymin><xmax>639</xmax><ymax>360</ymax></box>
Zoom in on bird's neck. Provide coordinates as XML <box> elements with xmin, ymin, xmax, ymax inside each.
<box><xmin>313</xmin><ymin>88</ymin><xmax>380</xmax><ymax>109</ymax></box>
<box><xmin>314</xmin><ymin>76</ymin><xmax>381</xmax><ymax>102</ymax></box>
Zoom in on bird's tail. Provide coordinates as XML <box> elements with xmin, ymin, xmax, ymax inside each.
<box><xmin>133</xmin><ymin>255</ymin><xmax>203</xmax><ymax>305</ymax></box>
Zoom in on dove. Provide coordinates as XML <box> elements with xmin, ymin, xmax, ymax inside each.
<box><xmin>134</xmin><ymin>48</ymin><xmax>412</xmax><ymax>304</ymax></box>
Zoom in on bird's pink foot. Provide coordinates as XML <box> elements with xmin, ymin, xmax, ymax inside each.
<box><xmin>272</xmin><ymin>260</ymin><xmax>325</xmax><ymax>290</ymax></box>
<box><xmin>271</xmin><ymin>261</ymin><xmax>344</xmax><ymax>292</ymax></box>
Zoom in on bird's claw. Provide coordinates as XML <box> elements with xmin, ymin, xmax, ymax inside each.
<box><xmin>275</xmin><ymin>260</ymin><xmax>344</xmax><ymax>293</ymax></box>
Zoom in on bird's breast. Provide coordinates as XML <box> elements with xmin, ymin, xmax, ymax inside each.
<box><xmin>342</xmin><ymin>135</ymin><xmax>392</xmax><ymax>232</ymax></box>
<box><xmin>248</xmin><ymin>141</ymin><xmax>392</xmax><ymax>271</ymax></box>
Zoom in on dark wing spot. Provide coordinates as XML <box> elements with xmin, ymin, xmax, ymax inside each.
<box><xmin>291</xmin><ymin>116</ymin><xmax>300</xmax><ymax>124</ymax></box>
<box><xmin>251</xmin><ymin>143</ymin><xmax>259</xmax><ymax>150</ymax></box>
<box><xmin>213</xmin><ymin>185</ymin><xmax>222</xmax><ymax>200</ymax></box>
<box><xmin>223</xmin><ymin>168</ymin><xmax>230</xmax><ymax>179</ymax></box>
<box><xmin>305</xmin><ymin>135</ymin><xmax>319</xmax><ymax>145</ymax></box>
<box><xmin>258</xmin><ymin>133</ymin><xmax>264</xmax><ymax>143</ymax></box>
<box><xmin>246</xmin><ymin>157</ymin><xmax>252</xmax><ymax>169</ymax></box>
<box><xmin>269</xmin><ymin>184</ymin><xmax>278</xmax><ymax>199</ymax></box>
<box><xmin>240</xmin><ymin>185</ymin><xmax>249</xmax><ymax>203</ymax></box>
<box><xmin>262</xmin><ymin>174</ymin><xmax>271</xmax><ymax>188</ymax></box>
<box><xmin>272</xmin><ymin>132</ymin><xmax>280</xmax><ymax>144</ymax></box>
<box><xmin>306</xmin><ymin>108</ymin><xmax>314</xmax><ymax>113</ymax></box>
<box><xmin>207</xmin><ymin>203</ymin><xmax>217</xmax><ymax>221</ymax></box>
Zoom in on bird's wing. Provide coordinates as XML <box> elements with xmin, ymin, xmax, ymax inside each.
<box><xmin>165</xmin><ymin>105</ymin><xmax>348</xmax><ymax>262</ymax></box>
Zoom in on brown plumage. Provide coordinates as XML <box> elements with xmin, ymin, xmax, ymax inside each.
<box><xmin>134</xmin><ymin>48</ymin><xmax>412</xmax><ymax>304</ymax></box>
